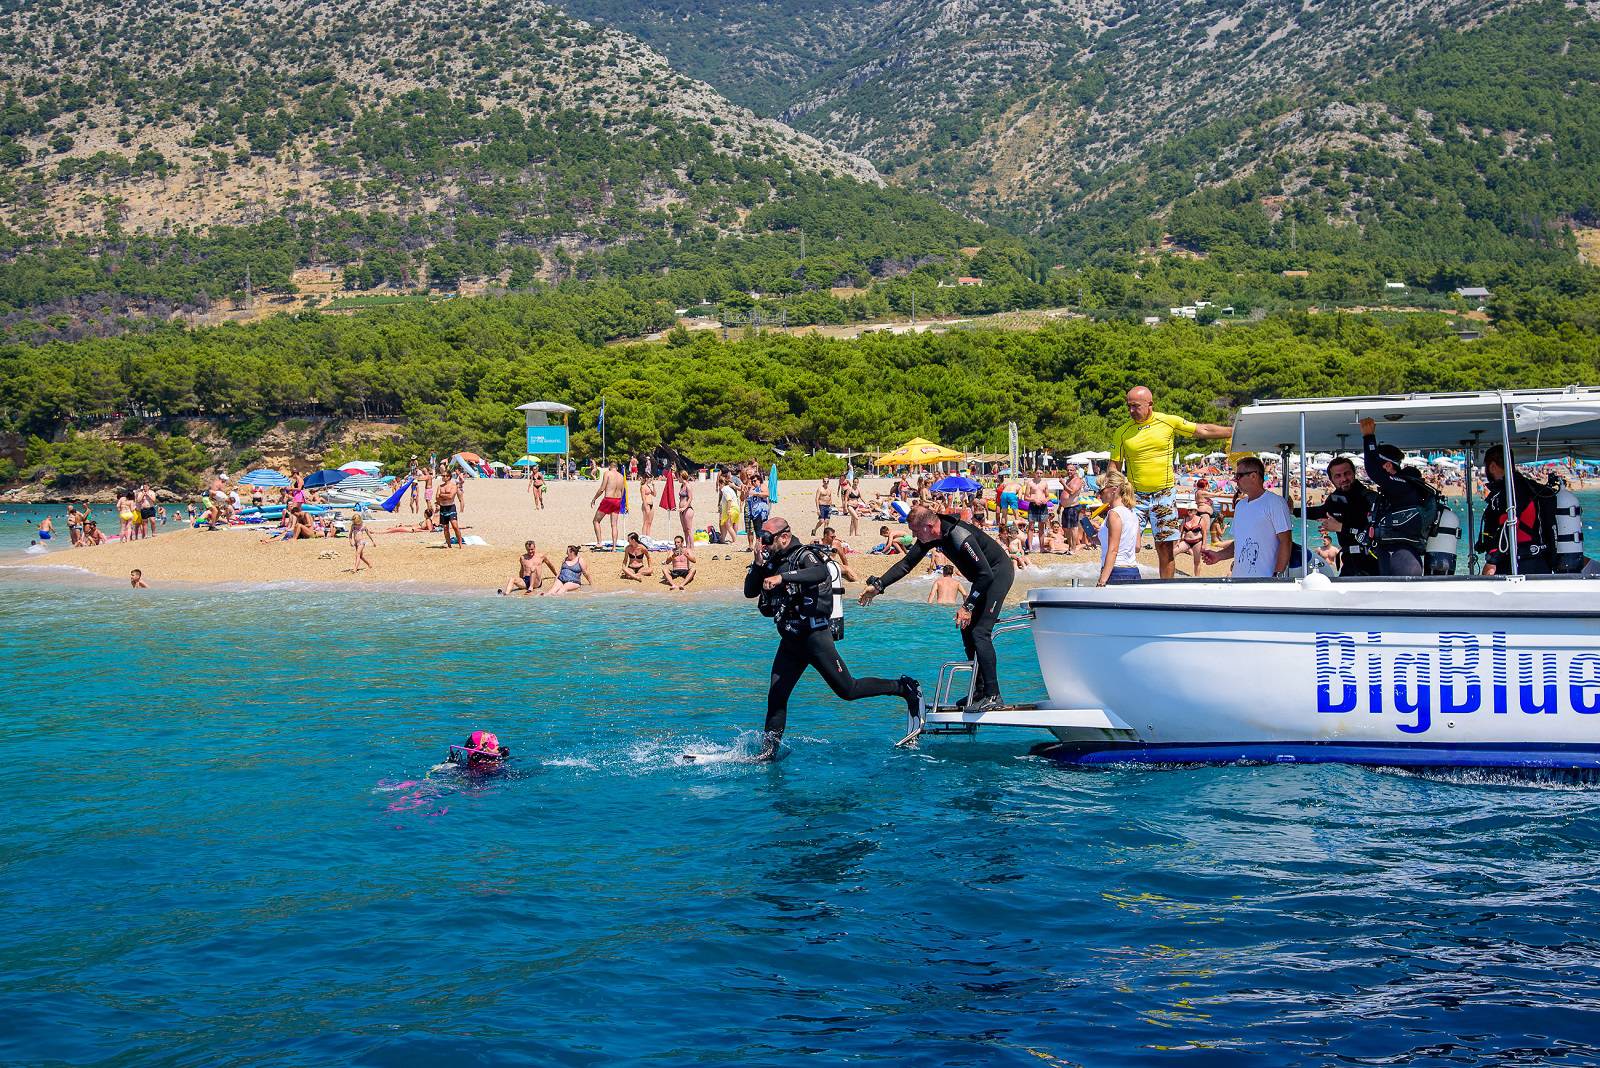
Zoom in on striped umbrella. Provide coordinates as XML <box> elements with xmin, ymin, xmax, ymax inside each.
<box><xmin>333</xmin><ymin>473</ymin><xmax>387</xmax><ymax>496</ymax></box>
<box><xmin>237</xmin><ymin>468</ymin><xmax>292</xmax><ymax>488</ymax></box>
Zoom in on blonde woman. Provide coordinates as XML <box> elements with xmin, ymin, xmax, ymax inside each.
<box><xmin>1094</xmin><ymin>473</ymin><xmax>1141</xmax><ymax>587</ymax></box>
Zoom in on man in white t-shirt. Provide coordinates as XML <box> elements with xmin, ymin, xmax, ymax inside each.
<box><xmin>1202</xmin><ymin>456</ymin><xmax>1292</xmax><ymax>578</ymax></box>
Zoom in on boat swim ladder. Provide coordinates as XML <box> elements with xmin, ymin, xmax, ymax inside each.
<box><xmin>897</xmin><ymin>608</ymin><xmax>1036</xmax><ymax>745</ymax></box>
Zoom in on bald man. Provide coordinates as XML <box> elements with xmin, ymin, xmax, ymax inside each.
<box><xmin>1108</xmin><ymin>386</ymin><xmax>1232</xmax><ymax>580</ymax></box>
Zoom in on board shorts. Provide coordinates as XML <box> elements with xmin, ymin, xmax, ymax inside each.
<box><xmin>1134</xmin><ymin>489</ymin><xmax>1181</xmax><ymax>543</ymax></box>
<box><xmin>596</xmin><ymin>496</ymin><xmax>623</xmax><ymax>516</ymax></box>
<box><xmin>817</xmin><ymin>504</ymin><xmax>833</xmax><ymax>519</ymax></box>
<box><xmin>1027</xmin><ymin>502</ymin><xmax>1050</xmax><ymax>521</ymax></box>
<box><xmin>438</xmin><ymin>504</ymin><xmax>459</xmax><ymax>523</ymax></box>
<box><xmin>1061</xmin><ymin>503</ymin><xmax>1084</xmax><ymax>524</ymax></box>
<box><xmin>999</xmin><ymin>492</ymin><xmax>1020</xmax><ymax>512</ymax></box>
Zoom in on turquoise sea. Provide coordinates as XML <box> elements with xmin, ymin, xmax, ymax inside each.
<box><xmin>4</xmin><ymin>575</ymin><xmax>1600</xmax><ymax>1065</ymax></box>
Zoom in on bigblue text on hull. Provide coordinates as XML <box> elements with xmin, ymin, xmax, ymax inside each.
<box><xmin>1316</xmin><ymin>630</ymin><xmax>1600</xmax><ymax>734</ymax></box>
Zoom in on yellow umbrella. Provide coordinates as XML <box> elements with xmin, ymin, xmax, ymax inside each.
<box><xmin>875</xmin><ymin>437</ymin><xmax>964</xmax><ymax>467</ymax></box>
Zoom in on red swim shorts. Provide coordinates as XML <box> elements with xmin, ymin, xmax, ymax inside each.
<box><xmin>596</xmin><ymin>496</ymin><xmax>623</xmax><ymax>516</ymax></box>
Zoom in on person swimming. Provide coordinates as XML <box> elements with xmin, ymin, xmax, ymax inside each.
<box><xmin>447</xmin><ymin>729</ymin><xmax>510</xmax><ymax>770</ymax></box>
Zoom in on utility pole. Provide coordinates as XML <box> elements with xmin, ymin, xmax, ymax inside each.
<box><xmin>910</xmin><ymin>288</ymin><xmax>917</xmax><ymax>326</ymax></box>
<box><xmin>1289</xmin><ymin>216</ymin><xmax>1297</xmax><ymax>251</ymax></box>
<box><xmin>799</xmin><ymin>228</ymin><xmax>806</xmax><ymax>260</ymax></box>
<box><xmin>244</xmin><ymin>265</ymin><xmax>252</xmax><ymax>310</ymax></box>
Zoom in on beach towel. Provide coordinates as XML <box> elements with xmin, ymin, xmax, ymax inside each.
<box><xmin>380</xmin><ymin>478</ymin><xmax>413</xmax><ymax>513</ymax></box>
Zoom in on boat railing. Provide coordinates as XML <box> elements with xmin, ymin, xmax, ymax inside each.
<box><xmin>993</xmin><ymin>606</ymin><xmax>1036</xmax><ymax>635</ymax></box>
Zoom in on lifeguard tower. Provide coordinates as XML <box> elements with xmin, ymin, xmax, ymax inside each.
<box><xmin>516</xmin><ymin>400</ymin><xmax>576</xmax><ymax>478</ymax></box>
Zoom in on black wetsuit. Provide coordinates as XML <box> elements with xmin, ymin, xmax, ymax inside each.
<box><xmin>1362</xmin><ymin>435</ymin><xmax>1433</xmax><ymax>578</ymax></box>
<box><xmin>745</xmin><ymin>541</ymin><xmax>900</xmax><ymax>740</ymax></box>
<box><xmin>1477</xmin><ymin>472</ymin><xmax>1555</xmax><ymax>575</ymax></box>
<box><xmin>868</xmin><ymin>515</ymin><xmax>1014</xmax><ymax>702</ymax></box>
<box><xmin>1304</xmin><ymin>481</ymin><xmax>1379</xmax><ymax>577</ymax></box>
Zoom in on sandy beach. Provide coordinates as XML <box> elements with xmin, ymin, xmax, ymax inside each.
<box><xmin>12</xmin><ymin>476</ymin><xmax>1191</xmax><ymax>596</ymax></box>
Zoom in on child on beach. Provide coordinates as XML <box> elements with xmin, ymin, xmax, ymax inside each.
<box><xmin>349</xmin><ymin>514</ymin><xmax>374</xmax><ymax>572</ymax></box>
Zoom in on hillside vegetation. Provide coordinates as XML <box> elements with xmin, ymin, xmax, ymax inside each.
<box><xmin>0</xmin><ymin>0</ymin><xmax>1019</xmax><ymax>333</ymax></box>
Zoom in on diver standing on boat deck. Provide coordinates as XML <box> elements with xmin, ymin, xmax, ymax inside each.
<box><xmin>746</xmin><ymin>517</ymin><xmax>923</xmax><ymax>762</ymax></box>
<box><xmin>1298</xmin><ymin>455</ymin><xmax>1379</xmax><ymax>577</ymax></box>
<box><xmin>1476</xmin><ymin>445</ymin><xmax>1558</xmax><ymax>576</ymax></box>
<box><xmin>859</xmin><ymin>504</ymin><xmax>1014</xmax><ymax>712</ymax></box>
<box><xmin>1359</xmin><ymin>417</ymin><xmax>1438</xmax><ymax>577</ymax></box>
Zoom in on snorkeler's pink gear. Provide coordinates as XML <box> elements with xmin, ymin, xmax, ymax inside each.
<box><xmin>447</xmin><ymin>730</ymin><xmax>509</xmax><ymax>765</ymax></box>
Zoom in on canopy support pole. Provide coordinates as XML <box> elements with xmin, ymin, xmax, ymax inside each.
<box><xmin>1298</xmin><ymin>413</ymin><xmax>1310</xmax><ymax>578</ymax></box>
<box><xmin>1464</xmin><ymin>434</ymin><xmax>1480</xmax><ymax>576</ymax></box>
<box><xmin>1498</xmin><ymin>396</ymin><xmax>1519</xmax><ymax>577</ymax></box>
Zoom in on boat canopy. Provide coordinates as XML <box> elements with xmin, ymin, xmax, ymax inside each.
<box><xmin>1230</xmin><ymin>387</ymin><xmax>1600</xmax><ymax>454</ymax></box>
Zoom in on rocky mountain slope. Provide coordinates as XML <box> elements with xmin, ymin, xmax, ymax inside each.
<box><xmin>0</xmin><ymin>0</ymin><xmax>1001</xmax><ymax>325</ymax></box>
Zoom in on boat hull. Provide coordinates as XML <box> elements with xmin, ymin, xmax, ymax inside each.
<box><xmin>1027</xmin><ymin>577</ymin><xmax>1600</xmax><ymax>768</ymax></box>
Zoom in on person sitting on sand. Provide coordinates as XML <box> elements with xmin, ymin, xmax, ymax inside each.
<box><xmin>500</xmin><ymin>539</ymin><xmax>559</xmax><ymax>595</ymax></box>
<box><xmin>1002</xmin><ymin>523</ymin><xmax>1031</xmax><ymax>569</ymax></box>
<box><xmin>819</xmin><ymin>527</ymin><xmax>860</xmax><ymax>582</ymax></box>
<box><xmin>291</xmin><ymin>505</ymin><xmax>317</xmax><ymax>540</ymax></box>
<box><xmin>927</xmin><ymin>564</ymin><xmax>964</xmax><ymax>605</ymax></box>
<box><xmin>130</xmin><ymin>569</ymin><xmax>149</xmax><ymax>589</ymax></box>
<box><xmin>81</xmin><ymin>519</ymin><xmax>104</xmax><ymax>545</ymax></box>
<box><xmin>620</xmin><ymin>533</ymin><xmax>653</xmax><ymax>581</ymax></box>
<box><xmin>541</xmin><ymin>546</ymin><xmax>591</xmax><ymax>596</ymax></box>
<box><xmin>660</xmin><ymin>535</ymin><xmax>697</xmax><ymax>591</ymax></box>
<box><xmin>1045</xmin><ymin>519</ymin><xmax>1069</xmax><ymax>554</ymax></box>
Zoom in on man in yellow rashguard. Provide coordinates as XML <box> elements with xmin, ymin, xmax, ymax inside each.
<box><xmin>1108</xmin><ymin>385</ymin><xmax>1233</xmax><ymax>580</ymax></box>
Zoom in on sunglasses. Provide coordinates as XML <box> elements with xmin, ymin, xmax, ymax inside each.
<box><xmin>758</xmin><ymin>527</ymin><xmax>789</xmax><ymax>545</ymax></box>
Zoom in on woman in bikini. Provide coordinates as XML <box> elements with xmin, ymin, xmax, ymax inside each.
<box><xmin>639</xmin><ymin>475</ymin><xmax>656</xmax><ymax>537</ymax></box>
<box><xmin>620</xmin><ymin>533</ymin><xmax>653</xmax><ymax>581</ymax></box>
<box><xmin>676</xmin><ymin>471</ymin><xmax>695</xmax><ymax>543</ymax></box>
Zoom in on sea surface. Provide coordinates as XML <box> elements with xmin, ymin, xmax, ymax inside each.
<box><xmin>3</xmin><ymin>580</ymin><xmax>1600</xmax><ymax>1065</ymax></box>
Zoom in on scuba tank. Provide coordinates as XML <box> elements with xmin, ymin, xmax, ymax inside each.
<box><xmin>1423</xmin><ymin>504</ymin><xmax>1460</xmax><ymax>576</ymax></box>
<box><xmin>825</xmin><ymin>553</ymin><xmax>846</xmax><ymax>640</ymax></box>
<box><xmin>1552</xmin><ymin>477</ymin><xmax>1586</xmax><ymax>574</ymax></box>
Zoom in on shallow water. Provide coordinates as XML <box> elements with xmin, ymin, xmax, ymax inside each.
<box><xmin>3</xmin><ymin>581</ymin><xmax>1600</xmax><ymax>1065</ymax></box>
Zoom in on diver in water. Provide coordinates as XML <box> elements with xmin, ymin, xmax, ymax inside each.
<box><xmin>746</xmin><ymin>516</ymin><xmax>922</xmax><ymax>762</ymax></box>
<box><xmin>448</xmin><ymin>730</ymin><xmax>510</xmax><ymax>770</ymax></box>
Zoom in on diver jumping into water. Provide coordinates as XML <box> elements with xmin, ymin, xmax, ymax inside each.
<box><xmin>859</xmin><ymin>504</ymin><xmax>1014</xmax><ymax>712</ymax></box>
<box><xmin>745</xmin><ymin>517</ymin><xmax>923</xmax><ymax>762</ymax></box>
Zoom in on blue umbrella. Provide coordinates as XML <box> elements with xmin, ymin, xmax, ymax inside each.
<box><xmin>302</xmin><ymin>469</ymin><xmax>349</xmax><ymax>489</ymax></box>
<box><xmin>768</xmin><ymin>463</ymin><xmax>779</xmax><ymax>505</ymax></box>
<box><xmin>931</xmin><ymin>475</ymin><xmax>981</xmax><ymax>493</ymax></box>
<box><xmin>237</xmin><ymin>469</ymin><xmax>291</xmax><ymax>488</ymax></box>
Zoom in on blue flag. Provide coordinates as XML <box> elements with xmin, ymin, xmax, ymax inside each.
<box><xmin>597</xmin><ymin>397</ymin><xmax>606</xmax><ymax>431</ymax></box>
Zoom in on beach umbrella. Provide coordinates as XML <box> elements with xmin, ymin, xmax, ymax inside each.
<box><xmin>875</xmin><ymin>438</ymin><xmax>963</xmax><ymax>467</ymax></box>
<box><xmin>334</xmin><ymin>473</ymin><xmax>387</xmax><ymax>495</ymax></box>
<box><xmin>660</xmin><ymin>468</ymin><xmax>677</xmax><ymax>511</ymax></box>
<box><xmin>768</xmin><ymin>464</ymin><xmax>779</xmax><ymax>505</ymax></box>
<box><xmin>931</xmin><ymin>475</ymin><xmax>981</xmax><ymax>493</ymax></box>
<box><xmin>513</xmin><ymin>455</ymin><xmax>539</xmax><ymax>467</ymax></box>
<box><xmin>340</xmin><ymin>460</ymin><xmax>382</xmax><ymax>473</ymax></box>
<box><xmin>238</xmin><ymin>468</ymin><xmax>292</xmax><ymax>488</ymax></box>
<box><xmin>302</xmin><ymin>468</ymin><xmax>349</xmax><ymax>489</ymax></box>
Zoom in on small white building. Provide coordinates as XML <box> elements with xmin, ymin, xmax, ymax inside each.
<box><xmin>1169</xmin><ymin>306</ymin><xmax>1198</xmax><ymax>319</ymax></box>
<box><xmin>1384</xmin><ymin>281</ymin><xmax>1407</xmax><ymax>290</ymax></box>
<box><xmin>1456</xmin><ymin>286</ymin><xmax>1491</xmax><ymax>300</ymax></box>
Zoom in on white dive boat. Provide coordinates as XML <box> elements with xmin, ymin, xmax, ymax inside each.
<box><xmin>905</xmin><ymin>387</ymin><xmax>1600</xmax><ymax>770</ymax></box>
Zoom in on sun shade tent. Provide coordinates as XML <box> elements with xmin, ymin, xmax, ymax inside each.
<box><xmin>931</xmin><ymin>475</ymin><xmax>981</xmax><ymax>493</ymax></box>
<box><xmin>237</xmin><ymin>469</ymin><xmax>292</xmax><ymax>487</ymax></box>
<box><xmin>876</xmin><ymin>438</ymin><xmax>964</xmax><ymax>467</ymax></box>
<box><xmin>1230</xmin><ymin>387</ymin><xmax>1600</xmax><ymax>453</ymax></box>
